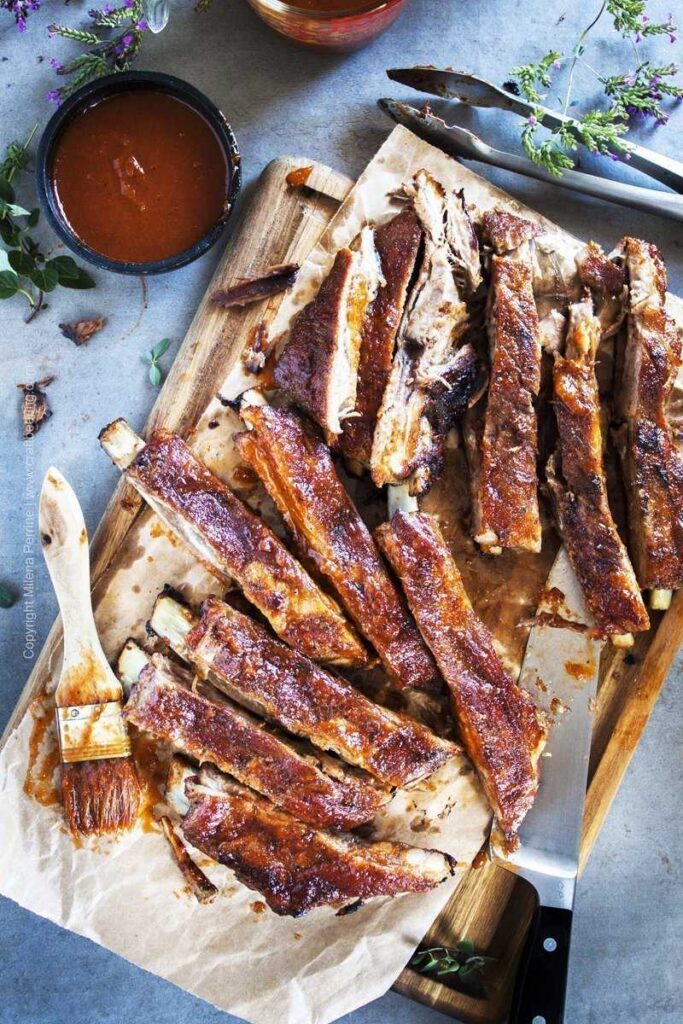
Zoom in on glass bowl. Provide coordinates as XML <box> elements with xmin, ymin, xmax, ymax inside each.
<box><xmin>245</xmin><ymin>0</ymin><xmax>409</xmax><ymax>51</ymax></box>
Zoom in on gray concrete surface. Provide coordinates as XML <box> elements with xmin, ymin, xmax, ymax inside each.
<box><xmin>1</xmin><ymin>2</ymin><xmax>682</xmax><ymax>1022</ymax></box>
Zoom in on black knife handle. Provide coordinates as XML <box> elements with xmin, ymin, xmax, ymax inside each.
<box><xmin>508</xmin><ymin>903</ymin><xmax>573</xmax><ymax>1024</ymax></box>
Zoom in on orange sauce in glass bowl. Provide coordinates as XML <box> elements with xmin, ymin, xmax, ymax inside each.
<box><xmin>50</xmin><ymin>90</ymin><xmax>230</xmax><ymax>265</ymax></box>
<box><xmin>246</xmin><ymin>0</ymin><xmax>409</xmax><ymax>50</ymax></box>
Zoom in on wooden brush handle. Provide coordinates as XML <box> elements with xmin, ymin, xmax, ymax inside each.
<box><xmin>39</xmin><ymin>467</ymin><xmax>121</xmax><ymax>706</ymax></box>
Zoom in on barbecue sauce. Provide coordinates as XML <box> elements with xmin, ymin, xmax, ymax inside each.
<box><xmin>50</xmin><ymin>90</ymin><xmax>229</xmax><ymax>264</ymax></box>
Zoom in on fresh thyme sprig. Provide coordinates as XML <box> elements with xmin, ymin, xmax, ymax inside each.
<box><xmin>144</xmin><ymin>337</ymin><xmax>171</xmax><ymax>387</ymax></box>
<box><xmin>409</xmin><ymin>941</ymin><xmax>497</xmax><ymax>990</ymax></box>
<box><xmin>510</xmin><ymin>1</ymin><xmax>682</xmax><ymax>175</ymax></box>
<box><xmin>0</xmin><ymin>131</ymin><xmax>95</xmax><ymax>322</ymax></box>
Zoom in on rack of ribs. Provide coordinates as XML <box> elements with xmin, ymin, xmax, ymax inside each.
<box><xmin>273</xmin><ymin>227</ymin><xmax>382</xmax><ymax>442</ymax></box>
<box><xmin>237</xmin><ymin>402</ymin><xmax>440</xmax><ymax>691</ymax></box>
<box><xmin>181</xmin><ymin>775</ymin><xmax>456</xmax><ymax>917</ymax></box>
<box><xmin>615</xmin><ymin>238</ymin><xmax>683</xmax><ymax>595</ymax></box>
<box><xmin>118</xmin><ymin>644</ymin><xmax>387</xmax><ymax>831</ymax></box>
<box><xmin>339</xmin><ymin>208</ymin><xmax>423</xmax><ymax>471</ymax></box>
<box><xmin>376</xmin><ymin>510</ymin><xmax>545</xmax><ymax>846</ymax></box>
<box><xmin>467</xmin><ymin>209</ymin><xmax>543</xmax><ymax>554</ymax></box>
<box><xmin>371</xmin><ymin>169</ymin><xmax>484</xmax><ymax>495</ymax></box>
<box><xmin>547</xmin><ymin>297</ymin><xmax>649</xmax><ymax>641</ymax></box>
<box><xmin>99</xmin><ymin>419</ymin><xmax>366</xmax><ymax>668</ymax></box>
<box><xmin>149</xmin><ymin>592</ymin><xmax>457</xmax><ymax>789</ymax></box>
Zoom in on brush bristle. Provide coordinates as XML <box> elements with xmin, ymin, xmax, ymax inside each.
<box><xmin>61</xmin><ymin>757</ymin><xmax>142</xmax><ymax>836</ymax></box>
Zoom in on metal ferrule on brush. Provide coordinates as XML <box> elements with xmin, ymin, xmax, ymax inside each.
<box><xmin>56</xmin><ymin>701</ymin><xmax>131</xmax><ymax>764</ymax></box>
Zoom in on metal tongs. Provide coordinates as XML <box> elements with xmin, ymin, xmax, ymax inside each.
<box><xmin>380</xmin><ymin>67</ymin><xmax>683</xmax><ymax>222</ymax></box>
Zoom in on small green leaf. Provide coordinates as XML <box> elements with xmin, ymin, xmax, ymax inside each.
<box><xmin>456</xmin><ymin>939</ymin><xmax>476</xmax><ymax>954</ymax></box>
<box><xmin>29</xmin><ymin>264</ymin><xmax>59</xmax><ymax>293</ymax></box>
<box><xmin>27</xmin><ymin>208</ymin><xmax>40</xmax><ymax>229</ymax></box>
<box><xmin>0</xmin><ymin>250</ymin><xmax>14</xmax><ymax>274</ymax></box>
<box><xmin>8</xmin><ymin>250</ymin><xmax>36</xmax><ymax>276</ymax></box>
<box><xmin>149</xmin><ymin>363</ymin><xmax>162</xmax><ymax>387</ymax></box>
<box><xmin>0</xmin><ymin>221</ymin><xmax>20</xmax><ymax>247</ymax></box>
<box><xmin>151</xmin><ymin>337</ymin><xmax>171</xmax><ymax>359</ymax></box>
<box><xmin>5</xmin><ymin>202</ymin><xmax>30</xmax><ymax>218</ymax></box>
<box><xmin>437</xmin><ymin>962</ymin><xmax>461</xmax><ymax>975</ymax></box>
<box><xmin>0</xmin><ymin>583</ymin><xmax>15</xmax><ymax>608</ymax></box>
<box><xmin>59</xmin><ymin>267</ymin><xmax>96</xmax><ymax>290</ymax></box>
<box><xmin>0</xmin><ymin>270</ymin><xmax>19</xmax><ymax>298</ymax></box>
<box><xmin>47</xmin><ymin>255</ymin><xmax>80</xmax><ymax>280</ymax></box>
<box><xmin>0</xmin><ymin>176</ymin><xmax>15</xmax><ymax>203</ymax></box>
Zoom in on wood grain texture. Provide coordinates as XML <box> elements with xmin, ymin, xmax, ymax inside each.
<box><xmin>3</xmin><ymin>155</ymin><xmax>682</xmax><ymax>1024</ymax></box>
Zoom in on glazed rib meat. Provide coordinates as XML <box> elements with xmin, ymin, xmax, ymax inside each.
<box><xmin>616</xmin><ymin>238</ymin><xmax>683</xmax><ymax>591</ymax></box>
<box><xmin>121</xmin><ymin>649</ymin><xmax>387</xmax><ymax>831</ymax></box>
<box><xmin>547</xmin><ymin>297</ymin><xmax>649</xmax><ymax>637</ymax></box>
<box><xmin>339</xmin><ymin>208</ymin><xmax>423</xmax><ymax>469</ymax></box>
<box><xmin>469</xmin><ymin>210</ymin><xmax>542</xmax><ymax>554</ymax></box>
<box><xmin>181</xmin><ymin>777</ymin><xmax>455</xmax><ymax>917</ymax></box>
<box><xmin>371</xmin><ymin>170</ymin><xmax>484</xmax><ymax>495</ymax></box>
<box><xmin>150</xmin><ymin>592</ymin><xmax>457</xmax><ymax>788</ymax></box>
<box><xmin>376</xmin><ymin>511</ymin><xmax>544</xmax><ymax>844</ymax></box>
<box><xmin>273</xmin><ymin>227</ymin><xmax>382</xmax><ymax>441</ymax></box>
<box><xmin>237</xmin><ymin>403</ymin><xmax>440</xmax><ymax>691</ymax></box>
<box><xmin>99</xmin><ymin>419</ymin><xmax>366</xmax><ymax>668</ymax></box>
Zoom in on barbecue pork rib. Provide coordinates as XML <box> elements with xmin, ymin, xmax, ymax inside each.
<box><xmin>547</xmin><ymin>297</ymin><xmax>649</xmax><ymax>638</ymax></box>
<box><xmin>339</xmin><ymin>208</ymin><xmax>423</xmax><ymax>470</ymax></box>
<box><xmin>468</xmin><ymin>209</ymin><xmax>542</xmax><ymax>554</ymax></box>
<box><xmin>376</xmin><ymin>511</ymin><xmax>544</xmax><ymax>845</ymax></box>
<box><xmin>371</xmin><ymin>170</ymin><xmax>484</xmax><ymax>496</ymax></box>
<box><xmin>120</xmin><ymin>647</ymin><xmax>387</xmax><ymax>831</ymax></box>
<box><xmin>181</xmin><ymin>776</ymin><xmax>455</xmax><ymax>917</ymax></box>
<box><xmin>236</xmin><ymin>403</ymin><xmax>440</xmax><ymax>692</ymax></box>
<box><xmin>99</xmin><ymin>419</ymin><xmax>366</xmax><ymax>668</ymax></box>
<box><xmin>273</xmin><ymin>227</ymin><xmax>382</xmax><ymax>441</ymax></box>
<box><xmin>150</xmin><ymin>592</ymin><xmax>457</xmax><ymax>789</ymax></box>
<box><xmin>616</xmin><ymin>238</ymin><xmax>683</xmax><ymax>592</ymax></box>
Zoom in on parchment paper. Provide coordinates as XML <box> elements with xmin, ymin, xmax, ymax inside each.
<box><xmin>1</xmin><ymin>126</ymin><xmax>680</xmax><ymax>1024</ymax></box>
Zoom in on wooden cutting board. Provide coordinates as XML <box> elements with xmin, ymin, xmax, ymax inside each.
<box><xmin>4</xmin><ymin>155</ymin><xmax>682</xmax><ymax>1024</ymax></box>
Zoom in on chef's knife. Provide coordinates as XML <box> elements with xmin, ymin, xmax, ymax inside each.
<box><xmin>490</xmin><ymin>546</ymin><xmax>604</xmax><ymax>1024</ymax></box>
<box><xmin>386</xmin><ymin>66</ymin><xmax>683</xmax><ymax>194</ymax></box>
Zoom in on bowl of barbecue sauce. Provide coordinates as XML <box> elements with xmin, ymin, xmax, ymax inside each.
<box><xmin>37</xmin><ymin>72</ymin><xmax>241</xmax><ymax>275</ymax></box>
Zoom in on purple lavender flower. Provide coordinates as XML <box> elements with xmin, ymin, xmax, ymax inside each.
<box><xmin>136</xmin><ymin>18</ymin><xmax>147</xmax><ymax>30</ymax></box>
<box><xmin>527</xmin><ymin>115</ymin><xmax>537</xmax><ymax>127</ymax></box>
<box><xmin>49</xmin><ymin>57</ymin><xmax>62</xmax><ymax>70</ymax></box>
<box><xmin>46</xmin><ymin>89</ymin><xmax>61</xmax><ymax>106</ymax></box>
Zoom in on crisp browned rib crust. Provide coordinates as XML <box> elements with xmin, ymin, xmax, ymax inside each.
<box><xmin>273</xmin><ymin>229</ymin><xmax>381</xmax><ymax>440</ymax></box>
<box><xmin>548</xmin><ymin>298</ymin><xmax>649</xmax><ymax>635</ymax></box>
<box><xmin>124</xmin><ymin>657</ymin><xmax>386</xmax><ymax>830</ymax></box>
<box><xmin>237</xmin><ymin>404</ymin><xmax>440</xmax><ymax>691</ymax></box>
<box><xmin>178</xmin><ymin>595</ymin><xmax>456</xmax><ymax>788</ymax></box>
<box><xmin>376</xmin><ymin>511</ymin><xmax>543</xmax><ymax>844</ymax></box>
<box><xmin>339</xmin><ymin>209</ymin><xmax>423</xmax><ymax>468</ymax></box>
<box><xmin>371</xmin><ymin>170</ymin><xmax>483</xmax><ymax>495</ymax></box>
<box><xmin>617</xmin><ymin>238</ymin><xmax>683</xmax><ymax>590</ymax></box>
<box><xmin>472</xmin><ymin>226</ymin><xmax>542</xmax><ymax>554</ymax></box>
<box><xmin>182</xmin><ymin>780</ymin><xmax>455</xmax><ymax>917</ymax></box>
<box><xmin>481</xmin><ymin>209</ymin><xmax>541</xmax><ymax>254</ymax></box>
<box><xmin>122</xmin><ymin>429</ymin><xmax>366</xmax><ymax>667</ymax></box>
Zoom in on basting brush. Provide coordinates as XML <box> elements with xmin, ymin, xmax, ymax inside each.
<box><xmin>39</xmin><ymin>467</ymin><xmax>141</xmax><ymax>837</ymax></box>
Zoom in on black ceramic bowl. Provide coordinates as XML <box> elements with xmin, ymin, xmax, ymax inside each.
<box><xmin>36</xmin><ymin>71</ymin><xmax>241</xmax><ymax>276</ymax></box>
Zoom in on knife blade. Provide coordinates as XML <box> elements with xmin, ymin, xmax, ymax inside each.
<box><xmin>491</xmin><ymin>546</ymin><xmax>604</xmax><ymax>1024</ymax></box>
<box><xmin>386</xmin><ymin>66</ymin><xmax>683</xmax><ymax>194</ymax></box>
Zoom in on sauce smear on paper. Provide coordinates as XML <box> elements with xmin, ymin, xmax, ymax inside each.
<box><xmin>51</xmin><ymin>90</ymin><xmax>229</xmax><ymax>264</ymax></box>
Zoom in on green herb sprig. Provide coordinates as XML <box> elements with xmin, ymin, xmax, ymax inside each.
<box><xmin>409</xmin><ymin>941</ymin><xmax>496</xmax><ymax>989</ymax></box>
<box><xmin>510</xmin><ymin>1</ymin><xmax>682</xmax><ymax>175</ymax></box>
<box><xmin>144</xmin><ymin>337</ymin><xmax>171</xmax><ymax>386</ymax></box>
<box><xmin>0</xmin><ymin>130</ymin><xmax>95</xmax><ymax>322</ymax></box>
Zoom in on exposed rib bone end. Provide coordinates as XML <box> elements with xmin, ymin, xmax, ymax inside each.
<box><xmin>99</xmin><ymin>418</ymin><xmax>145</xmax><ymax>469</ymax></box>
<box><xmin>149</xmin><ymin>592</ymin><xmax>198</xmax><ymax>656</ymax></box>
<box><xmin>116</xmin><ymin>639</ymin><xmax>150</xmax><ymax>694</ymax></box>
